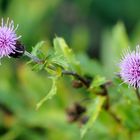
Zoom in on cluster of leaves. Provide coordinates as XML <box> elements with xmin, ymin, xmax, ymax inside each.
<box><xmin>27</xmin><ymin>22</ymin><xmax>140</xmax><ymax>139</ymax></box>
<box><xmin>28</xmin><ymin>37</ymin><xmax>107</xmax><ymax>138</ymax></box>
<box><xmin>29</xmin><ymin>37</ymin><xmax>81</xmax><ymax>108</ymax></box>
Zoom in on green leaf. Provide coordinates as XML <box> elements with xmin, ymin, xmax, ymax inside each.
<box><xmin>101</xmin><ymin>22</ymin><xmax>129</xmax><ymax>78</ymax></box>
<box><xmin>77</xmin><ymin>53</ymin><xmax>103</xmax><ymax>76</ymax></box>
<box><xmin>53</xmin><ymin>37</ymin><xmax>81</xmax><ymax>73</ymax></box>
<box><xmin>80</xmin><ymin>96</ymin><xmax>105</xmax><ymax>138</ymax></box>
<box><xmin>50</xmin><ymin>54</ymin><xmax>69</xmax><ymax>69</ymax></box>
<box><xmin>36</xmin><ymin>78</ymin><xmax>57</xmax><ymax>110</ymax></box>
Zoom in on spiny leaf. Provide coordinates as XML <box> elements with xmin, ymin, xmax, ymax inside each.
<box><xmin>36</xmin><ymin>78</ymin><xmax>57</xmax><ymax>110</ymax></box>
<box><xmin>80</xmin><ymin>96</ymin><xmax>105</xmax><ymax>138</ymax></box>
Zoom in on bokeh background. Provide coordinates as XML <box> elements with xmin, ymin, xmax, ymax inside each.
<box><xmin>1</xmin><ymin>0</ymin><xmax>140</xmax><ymax>140</ymax></box>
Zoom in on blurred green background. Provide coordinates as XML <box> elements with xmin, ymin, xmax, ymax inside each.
<box><xmin>1</xmin><ymin>0</ymin><xmax>140</xmax><ymax>140</ymax></box>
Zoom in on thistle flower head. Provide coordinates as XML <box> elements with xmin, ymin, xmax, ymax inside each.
<box><xmin>119</xmin><ymin>45</ymin><xmax>140</xmax><ymax>88</ymax></box>
<box><xmin>0</xmin><ymin>18</ymin><xmax>21</xmax><ymax>58</ymax></box>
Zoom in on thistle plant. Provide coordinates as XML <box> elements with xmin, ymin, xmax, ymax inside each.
<box><xmin>1</xmin><ymin>18</ymin><xmax>140</xmax><ymax>139</ymax></box>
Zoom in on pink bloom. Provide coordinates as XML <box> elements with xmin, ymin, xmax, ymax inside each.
<box><xmin>119</xmin><ymin>45</ymin><xmax>140</xmax><ymax>88</ymax></box>
<box><xmin>0</xmin><ymin>18</ymin><xmax>21</xmax><ymax>58</ymax></box>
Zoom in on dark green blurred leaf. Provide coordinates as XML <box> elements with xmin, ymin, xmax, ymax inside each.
<box><xmin>71</xmin><ymin>26</ymin><xmax>90</xmax><ymax>53</ymax></box>
<box><xmin>101</xmin><ymin>22</ymin><xmax>129</xmax><ymax>78</ymax></box>
<box><xmin>77</xmin><ymin>53</ymin><xmax>103</xmax><ymax>76</ymax></box>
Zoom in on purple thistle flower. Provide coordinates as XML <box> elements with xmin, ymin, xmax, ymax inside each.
<box><xmin>0</xmin><ymin>18</ymin><xmax>21</xmax><ymax>58</ymax></box>
<box><xmin>119</xmin><ymin>45</ymin><xmax>140</xmax><ymax>88</ymax></box>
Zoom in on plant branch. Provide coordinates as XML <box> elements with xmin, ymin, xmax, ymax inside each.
<box><xmin>24</xmin><ymin>51</ymin><xmax>44</xmax><ymax>64</ymax></box>
<box><xmin>24</xmin><ymin>51</ymin><xmax>90</xmax><ymax>88</ymax></box>
<box><xmin>62</xmin><ymin>70</ymin><xmax>90</xmax><ymax>88</ymax></box>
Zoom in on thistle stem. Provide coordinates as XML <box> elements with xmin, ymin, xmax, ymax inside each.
<box><xmin>107</xmin><ymin>108</ymin><xmax>121</xmax><ymax>123</ymax></box>
<box><xmin>135</xmin><ymin>88</ymin><xmax>140</xmax><ymax>101</ymax></box>
<box><xmin>62</xmin><ymin>71</ymin><xmax>90</xmax><ymax>88</ymax></box>
<box><xmin>24</xmin><ymin>51</ymin><xmax>43</xmax><ymax>64</ymax></box>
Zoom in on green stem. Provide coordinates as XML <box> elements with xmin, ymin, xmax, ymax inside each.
<box><xmin>62</xmin><ymin>70</ymin><xmax>90</xmax><ymax>88</ymax></box>
<box><xmin>24</xmin><ymin>51</ymin><xmax>43</xmax><ymax>64</ymax></box>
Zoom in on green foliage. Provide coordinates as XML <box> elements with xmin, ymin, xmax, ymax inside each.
<box><xmin>77</xmin><ymin>53</ymin><xmax>103</xmax><ymax>76</ymax></box>
<box><xmin>29</xmin><ymin>37</ymin><xmax>83</xmax><ymax>109</ymax></box>
<box><xmin>101</xmin><ymin>22</ymin><xmax>129</xmax><ymax>78</ymax></box>
<box><xmin>80</xmin><ymin>96</ymin><xmax>105</xmax><ymax>138</ymax></box>
<box><xmin>1</xmin><ymin>1</ymin><xmax>140</xmax><ymax>139</ymax></box>
<box><xmin>25</xmin><ymin>24</ymin><xmax>140</xmax><ymax>139</ymax></box>
<box><xmin>25</xmin><ymin>37</ymin><xmax>108</xmax><ymax>138</ymax></box>
<box><xmin>71</xmin><ymin>26</ymin><xmax>90</xmax><ymax>53</ymax></box>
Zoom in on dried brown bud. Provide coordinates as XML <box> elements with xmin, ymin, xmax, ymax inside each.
<box><xmin>66</xmin><ymin>103</ymin><xmax>86</xmax><ymax>123</ymax></box>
